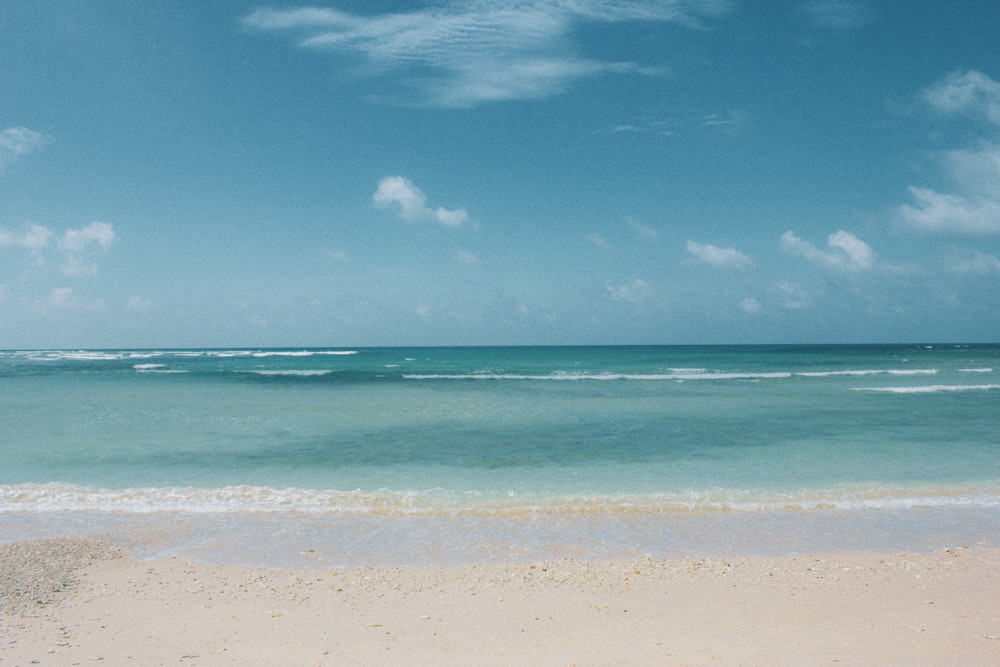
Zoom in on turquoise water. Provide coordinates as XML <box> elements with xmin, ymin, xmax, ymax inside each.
<box><xmin>2</xmin><ymin>345</ymin><xmax>999</xmax><ymax>565</ymax></box>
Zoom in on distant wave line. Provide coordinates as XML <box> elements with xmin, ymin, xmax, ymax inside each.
<box><xmin>852</xmin><ymin>384</ymin><xmax>1000</xmax><ymax>394</ymax></box>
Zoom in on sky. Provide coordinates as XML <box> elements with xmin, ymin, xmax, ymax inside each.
<box><xmin>2</xmin><ymin>0</ymin><xmax>1000</xmax><ymax>348</ymax></box>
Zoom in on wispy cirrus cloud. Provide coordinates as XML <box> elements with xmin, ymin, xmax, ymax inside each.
<box><xmin>625</xmin><ymin>218</ymin><xmax>658</xmax><ymax>241</ymax></box>
<box><xmin>587</xmin><ymin>232</ymin><xmax>611</xmax><ymax>249</ymax></box>
<box><xmin>242</xmin><ymin>1</ymin><xmax>731</xmax><ymax>107</ymax></box>
<box><xmin>779</xmin><ymin>230</ymin><xmax>875</xmax><ymax>272</ymax></box>
<box><xmin>612</xmin><ymin>110</ymin><xmax>747</xmax><ymax>137</ymax></box>
<box><xmin>803</xmin><ymin>0</ymin><xmax>872</xmax><ymax>30</ymax></box>
<box><xmin>897</xmin><ymin>70</ymin><xmax>1000</xmax><ymax>235</ymax></box>
<box><xmin>945</xmin><ymin>247</ymin><xmax>1000</xmax><ymax>274</ymax></box>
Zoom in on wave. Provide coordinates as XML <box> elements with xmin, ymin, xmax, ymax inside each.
<box><xmin>22</xmin><ymin>351</ymin><xmax>168</xmax><ymax>362</ymax></box>
<box><xmin>400</xmin><ymin>369</ymin><xmax>945</xmax><ymax>382</ymax></box>
<box><xmin>960</xmin><ymin>368</ymin><xmax>994</xmax><ymax>373</ymax></box>
<box><xmin>247</xmin><ymin>350</ymin><xmax>357</xmax><ymax>358</ymax></box>
<box><xmin>250</xmin><ymin>350</ymin><xmax>358</xmax><ymax>358</ymax></box>
<box><xmin>246</xmin><ymin>370</ymin><xmax>334</xmax><ymax>377</ymax></box>
<box><xmin>133</xmin><ymin>364</ymin><xmax>190</xmax><ymax>374</ymax></box>
<box><xmin>4</xmin><ymin>482</ymin><xmax>999</xmax><ymax>516</ymax></box>
<box><xmin>852</xmin><ymin>384</ymin><xmax>1000</xmax><ymax>394</ymax></box>
<box><xmin>402</xmin><ymin>371</ymin><xmax>795</xmax><ymax>381</ymax></box>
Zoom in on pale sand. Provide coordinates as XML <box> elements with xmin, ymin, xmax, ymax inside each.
<box><xmin>3</xmin><ymin>539</ymin><xmax>1000</xmax><ymax>666</ymax></box>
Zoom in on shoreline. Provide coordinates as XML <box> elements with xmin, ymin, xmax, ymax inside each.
<box><xmin>3</xmin><ymin>538</ymin><xmax>999</xmax><ymax>665</ymax></box>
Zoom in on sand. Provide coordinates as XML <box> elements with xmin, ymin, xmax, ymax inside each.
<box><xmin>2</xmin><ymin>539</ymin><xmax>999</xmax><ymax>666</ymax></box>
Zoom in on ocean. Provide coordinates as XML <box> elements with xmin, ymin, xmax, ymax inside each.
<box><xmin>2</xmin><ymin>344</ymin><xmax>999</xmax><ymax>567</ymax></box>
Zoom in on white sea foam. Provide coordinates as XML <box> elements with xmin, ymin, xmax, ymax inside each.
<box><xmin>402</xmin><ymin>371</ymin><xmax>794</xmax><ymax>381</ymax></box>
<box><xmin>960</xmin><ymin>367</ymin><xmax>994</xmax><ymax>373</ymax></box>
<box><xmin>3</xmin><ymin>483</ymin><xmax>999</xmax><ymax>516</ymax></box>
<box><xmin>795</xmin><ymin>368</ymin><xmax>938</xmax><ymax>377</ymax></box>
<box><xmin>252</xmin><ymin>350</ymin><xmax>315</xmax><ymax>358</ymax></box>
<box><xmin>248</xmin><ymin>370</ymin><xmax>334</xmax><ymax>377</ymax></box>
<box><xmin>25</xmin><ymin>351</ymin><xmax>126</xmax><ymax>362</ymax></box>
<box><xmin>250</xmin><ymin>350</ymin><xmax>358</xmax><ymax>358</ymax></box>
<box><xmin>797</xmin><ymin>369</ymin><xmax>890</xmax><ymax>377</ymax></box>
<box><xmin>852</xmin><ymin>384</ymin><xmax>1000</xmax><ymax>394</ymax></box>
<box><xmin>132</xmin><ymin>365</ymin><xmax>189</xmax><ymax>375</ymax></box>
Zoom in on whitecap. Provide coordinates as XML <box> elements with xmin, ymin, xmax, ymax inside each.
<box><xmin>852</xmin><ymin>384</ymin><xmax>1000</xmax><ymax>394</ymax></box>
<box><xmin>248</xmin><ymin>370</ymin><xmax>334</xmax><ymax>377</ymax></box>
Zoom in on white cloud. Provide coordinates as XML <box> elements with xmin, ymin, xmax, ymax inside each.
<box><xmin>685</xmin><ymin>240</ymin><xmax>753</xmax><ymax>269</ymax></box>
<box><xmin>898</xmin><ymin>185</ymin><xmax>1000</xmax><ymax>234</ymax></box>
<box><xmin>922</xmin><ymin>70</ymin><xmax>1000</xmax><ymax>124</ymax></box>
<box><xmin>897</xmin><ymin>72</ymin><xmax>1000</xmax><ymax>234</ymax></box>
<box><xmin>43</xmin><ymin>287</ymin><xmax>105</xmax><ymax>312</ymax></box>
<box><xmin>739</xmin><ymin>297</ymin><xmax>761</xmax><ymax>314</ymax></box>
<box><xmin>0</xmin><ymin>127</ymin><xmax>52</xmax><ymax>169</ymax></box>
<box><xmin>455</xmin><ymin>249</ymin><xmax>479</xmax><ymax>265</ymax></box>
<box><xmin>60</xmin><ymin>221</ymin><xmax>116</xmax><ymax>253</ymax></box>
<box><xmin>1</xmin><ymin>221</ymin><xmax>116</xmax><ymax>276</ymax></box>
<box><xmin>242</xmin><ymin>1</ymin><xmax>730</xmax><ymax>107</ymax></box>
<box><xmin>606</xmin><ymin>278</ymin><xmax>655</xmax><ymax>304</ymax></box>
<box><xmin>945</xmin><ymin>248</ymin><xmax>1000</xmax><ymax>274</ymax></box>
<box><xmin>373</xmin><ymin>176</ymin><xmax>468</xmax><ymax>227</ymax></box>
<box><xmin>0</xmin><ymin>223</ymin><xmax>54</xmax><ymax>250</ymax></box>
<box><xmin>59</xmin><ymin>222</ymin><xmax>116</xmax><ymax>276</ymax></box>
<box><xmin>779</xmin><ymin>230</ymin><xmax>875</xmax><ymax>271</ymax></box>
<box><xmin>612</xmin><ymin>111</ymin><xmax>747</xmax><ymax>138</ymax></box>
<box><xmin>415</xmin><ymin>303</ymin><xmax>432</xmax><ymax>319</ymax></box>
<box><xmin>699</xmin><ymin>110</ymin><xmax>749</xmax><ymax>134</ymax></box>
<box><xmin>776</xmin><ymin>281</ymin><xmax>810</xmax><ymax>309</ymax></box>
<box><xmin>896</xmin><ymin>140</ymin><xmax>1000</xmax><ymax>234</ymax></box>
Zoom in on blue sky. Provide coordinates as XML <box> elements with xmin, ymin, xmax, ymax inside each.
<box><xmin>2</xmin><ymin>0</ymin><xmax>999</xmax><ymax>347</ymax></box>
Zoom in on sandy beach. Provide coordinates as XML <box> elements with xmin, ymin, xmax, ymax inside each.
<box><xmin>2</xmin><ymin>539</ymin><xmax>999</xmax><ymax>666</ymax></box>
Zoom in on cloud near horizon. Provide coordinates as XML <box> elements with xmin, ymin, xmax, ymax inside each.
<box><xmin>242</xmin><ymin>1</ymin><xmax>731</xmax><ymax>107</ymax></box>
<box><xmin>0</xmin><ymin>221</ymin><xmax>117</xmax><ymax>277</ymax></box>
<box><xmin>373</xmin><ymin>176</ymin><xmax>468</xmax><ymax>227</ymax></box>
<box><xmin>779</xmin><ymin>230</ymin><xmax>875</xmax><ymax>271</ymax></box>
<box><xmin>606</xmin><ymin>278</ymin><xmax>656</xmax><ymax>304</ymax></box>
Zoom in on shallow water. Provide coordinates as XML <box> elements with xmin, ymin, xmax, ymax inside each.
<box><xmin>2</xmin><ymin>345</ymin><xmax>998</xmax><ymax>565</ymax></box>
